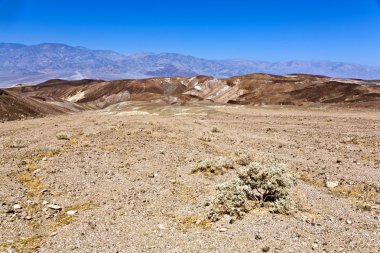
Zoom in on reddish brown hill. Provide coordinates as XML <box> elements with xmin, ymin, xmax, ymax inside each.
<box><xmin>3</xmin><ymin>74</ymin><xmax>380</xmax><ymax>121</ymax></box>
<box><xmin>0</xmin><ymin>89</ymin><xmax>67</xmax><ymax>121</ymax></box>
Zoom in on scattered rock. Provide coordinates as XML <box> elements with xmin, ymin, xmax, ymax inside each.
<box><xmin>47</xmin><ymin>204</ymin><xmax>62</xmax><ymax>210</ymax></box>
<box><xmin>7</xmin><ymin>247</ymin><xmax>16</xmax><ymax>253</ymax></box>
<box><xmin>13</xmin><ymin>204</ymin><xmax>22</xmax><ymax>210</ymax></box>
<box><xmin>262</xmin><ymin>246</ymin><xmax>270</xmax><ymax>252</ymax></box>
<box><xmin>219</xmin><ymin>227</ymin><xmax>228</xmax><ymax>232</ymax></box>
<box><xmin>66</xmin><ymin>210</ymin><xmax>78</xmax><ymax>215</ymax></box>
<box><xmin>325</xmin><ymin>180</ymin><xmax>339</xmax><ymax>189</ymax></box>
<box><xmin>42</xmin><ymin>157</ymin><xmax>48</xmax><ymax>161</ymax></box>
<box><xmin>346</xmin><ymin>220</ymin><xmax>352</xmax><ymax>225</ymax></box>
<box><xmin>158</xmin><ymin>224</ymin><xmax>166</xmax><ymax>230</ymax></box>
<box><xmin>255</xmin><ymin>234</ymin><xmax>263</xmax><ymax>240</ymax></box>
<box><xmin>149</xmin><ymin>172</ymin><xmax>159</xmax><ymax>178</ymax></box>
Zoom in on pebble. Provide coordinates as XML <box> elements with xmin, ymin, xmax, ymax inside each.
<box><xmin>13</xmin><ymin>204</ymin><xmax>22</xmax><ymax>210</ymax></box>
<box><xmin>219</xmin><ymin>228</ymin><xmax>228</xmax><ymax>232</ymax></box>
<box><xmin>42</xmin><ymin>157</ymin><xmax>48</xmax><ymax>161</ymax></box>
<box><xmin>47</xmin><ymin>204</ymin><xmax>62</xmax><ymax>210</ymax></box>
<box><xmin>169</xmin><ymin>179</ymin><xmax>176</xmax><ymax>183</ymax></box>
<box><xmin>25</xmin><ymin>215</ymin><xmax>32</xmax><ymax>220</ymax></box>
<box><xmin>262</xmin><ymin>246</ymin><xmax>270</xmax><ymax>252</ymax></box>
<box><xmin>325</xmin><ymin>180</ymin><xmax>339</xmax><ymax>189</ymax></box>
<box><xmin>158</xmin><ymin>224</ymin><xmax>166</xmax><ymax>230</ymax></box>
<box><xmin>7</xmin><ymin>247</ymin><xmax>16</xmax><ymax>253</ymax></box>
<box><xmin>42</xmin><ymin>200</ymin><xmax>48</xmax><ymax>205</ymax></box>
<box><xmin>66</xmin><ymin>210</ymin><xmax>78</xmax><ymax>215</ymax></box>
<box><xmin>346</xmin><ymin>220</ymin><xmax>352</xmax><ymax>225</ymax></box>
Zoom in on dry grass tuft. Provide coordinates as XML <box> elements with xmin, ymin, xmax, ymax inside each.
<box><xmin>177</xmin><ymin>216</ymin><xmax>211</xmax><ymax>231</ymax></box>
<box><xmin>0</xmin><ymin>236</ymin><xmax>43</xmax><ymax>253</ymax></box>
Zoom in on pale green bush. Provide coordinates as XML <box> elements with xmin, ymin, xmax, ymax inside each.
<box><xmin>208</xmin><ymin>162</ymin><xmax>296</xmax><ymax>221</ymax></box>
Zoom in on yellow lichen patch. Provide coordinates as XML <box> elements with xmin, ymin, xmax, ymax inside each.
<box><xmin>342</xmin><ymin>137</ymin><xmax>377</xmax><ymax>148</ymax></box>
<box><xmin>0</xmin><ymin>236</ymin><xmax>43</xmax><ymax>253</ymax></box>
<box><xmin>177</xmin><ymin>216</ymin><xmax>211</xmax><ymax>231</ymax></box>
<box><xmin>298</xmin><ymin>172</ymin><xmax>325</xmax><ymax>188</ymax></box>
<box><xmin>361</xmin><ymin>154</ymin><xmax>379</xmax><ymax>162</ymax></box>
<box><xmin>171</xmin><ymin>183</ymin><xmax>195</xmax><ymax>203</ymax></box>
<box><xmin>332</xmin><ymin>184</ymin><xmax>380</xmax><ymax>206</ymax></box>
<box><xmin>63</xmin><ymin>201</ymin><xmax>95</xmax><ymax>212</ymax></box>
<box><xmin>18</xmin><ymin>170</ymin><xmax>46</xmax><ymax>197</ymax></box>
<box><xmin>52</xmin><ymin>201</ymin><xmax>96</xmax><ymax>228</ymax></box>
<box><xmin>52</xmin><ymin>214</ymin><xmax>77</xmax><ymax>228</ymax></box>
<box><xmin>18</xmin><ymin>150</ymin><xmax>60</xmax><ymax>196</ymax></box>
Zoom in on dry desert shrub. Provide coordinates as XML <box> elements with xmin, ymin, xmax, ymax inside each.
<box><xmin>191</xmin><ymin>156</ymin><xmax>235</xmax><ymax>175</ymax></box>
<box><xmin>198</xmin><ymin>132</ymin><xmax>212</xmax><ymax>142</ymax></box>
<box><xmin>208</xmin><ymin>162</ymin><xmax>296</xmax><ymax>221</ymax></box>
<box><xmin>56</xmin><ymin>133</ymin><xmax>70</xmax><ymax>140</ymax></box>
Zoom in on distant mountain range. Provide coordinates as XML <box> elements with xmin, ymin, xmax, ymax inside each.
<box><xmin>1</xmin><ymin>42</ymin><xmax>380</xmax><ymax>87</ymax></box>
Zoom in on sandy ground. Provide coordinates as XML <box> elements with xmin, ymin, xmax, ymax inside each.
<box><xmin>0</xmin><ymin>103</ymin><xmax>379</xmax><ymax>253</ymax></box>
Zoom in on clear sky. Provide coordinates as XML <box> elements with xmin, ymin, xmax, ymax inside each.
<box><xmin>1</xmin><ymin>0</ymin><xmax>380</xmax><ymax>66</ymax></box>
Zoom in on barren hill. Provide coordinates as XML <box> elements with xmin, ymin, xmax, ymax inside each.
<box><xmin>2</xmin><ymin>74</ymin><xmax>380</xmax><ymax>121</ymax></box>
<box><xmin>0</xmin><ymin>89</ymin><xmax>68</xmax><ymax>121</ymax></box>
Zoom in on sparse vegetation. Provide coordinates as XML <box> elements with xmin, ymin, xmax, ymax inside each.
<box><xmin>211</xmin><ymin>127</ymin><xmax>222</xmax><ymax>133</ymax></box>
<box><xmin>198</xmin><ymin>132</ymin><xmax>212</xmax><ymax>142</ymax></box>
<box><xmin>6</xmin><ymin>139</ymin><xmax>28</xmax><ymax>149</ymax></box>
<box><xmin>208</xmin><ymin>162</ymin><xmax>296</xmax><ymax>221</ymax></box>
<box><xmin>56</xmin><ymin>133</ymin><xmax>70</xmax><ymax>140</ymax></box>
<box><xmin>191</xmin><ymin>156</ymin><xmax>235</xmax><ymax>175</ymax></box>
<box><xmin>177</xmin><ymin>216</ymin><xmax>211</xmax><ymax>231</ymax></box>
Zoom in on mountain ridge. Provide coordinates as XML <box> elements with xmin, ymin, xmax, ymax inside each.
<box><xmin>1</xmin><ymin>42</ymin><xmax>380</xmax><ymax>87</ymax></box>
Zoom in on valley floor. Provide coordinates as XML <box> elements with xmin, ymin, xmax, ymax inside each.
<box><xmin>0</xmin><ymin>103</ymin><xmax>379</xmax><ymax>252</ymax></box>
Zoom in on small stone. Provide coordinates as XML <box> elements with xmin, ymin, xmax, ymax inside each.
<box><xmin>66</xmin><ymin>210</ymin><xmax>78</xmax><ymax>215</ymax></box>
<box><xmin>262</xmin><ymin>246</ymin><xmax>270</xmax><ymax>252</ymax></box>
<box><xmin>50</xmin><ymin>231</ymin><xmax>58</xmax><ymax>236</ymax></box>
<box><xmin>47</xmin><ymin>204</ymin><xmax>62</xmax><ymax>210</ymax></box>
<box><xmin>255</xmin><ymin>234</ymin><xmax>263</xmax><ymax>240</ymax></box>
<box><xmin>42</xmin><ymin>200</ymin><xmax>48</xmax><ymax>205</ymax></box>
<box><xmin>13</xmin><ymin>204</ymin><xmax>22</xmax><ymax>210</ymax></box>
<box><xmin>158</xmin><ymin>224</ymin><xmax>166</xmax><ymax>230</ymax></box>
<box><xmin>42</xmin><ymin>157</ymin><xmax>48</xmax><ymax>161</ymax></box>
<box><xmin>325</xmin><ymin>180</ymin><xmax>339</xmax><ymax>189</ymax></box>
<box><xmin>346</xmin><ymin>220</ymin><xmax>352</xmax><ymax>225</ymax></box>
<box><xmin>149</xmin><ymin>173</ymin><xmax>158</xmax><ymax>178</ymax></box>
<box><xmin>25</xmin><ymin>215</ymin><xmax>32</xmax><ymax>220</ymax></box>
<box><xmin>169</xmin><ymin>180</ymin><xmax>176</xmax><ymax>184</ymax></box>
<box><xmin>40</xmin><ymin>189</ymin><xmax>48</xmax><ymax>194</ymax></box>
<box><xmin>7</xmin><ymin>247</ymin><xmax>16</xmax><ymax>253</ymax></box>
<box><xmin>219</xmin><ymin>227</ymin><xmax>228</xmax><ymax>232</ymax></box>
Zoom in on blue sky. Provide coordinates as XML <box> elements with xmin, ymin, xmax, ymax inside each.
<box><xmin>1</xmin><ymin>0</ymin><xmax>380</xmax><ymax>66</ymax></box>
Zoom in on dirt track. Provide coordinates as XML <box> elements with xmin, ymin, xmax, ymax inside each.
<box><xmin>1</xmin><ymin>103</ymin><xmax>379</xmax><ymax>252</ymax></box>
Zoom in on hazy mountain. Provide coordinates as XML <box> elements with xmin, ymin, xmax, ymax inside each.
<box><xmin>1</xmin><ymin>42</ymin><xmax>380</xmax><ymax>87</ymax></box>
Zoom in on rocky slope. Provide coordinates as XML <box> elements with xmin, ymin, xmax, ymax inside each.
<box><xmin>0</xmin><ymin>89</ymin><xmax>68</xmax><ymax>121</ymax></box>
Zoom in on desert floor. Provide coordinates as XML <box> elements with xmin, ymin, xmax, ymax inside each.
<box><xmin>1</xmin><ymin>103</ymin><xmax>379</xmax><ymax>253</ymax></box>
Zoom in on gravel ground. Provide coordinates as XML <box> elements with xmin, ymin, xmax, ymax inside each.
<box><xmin>0</xmin><ymin>103</ymin><xmax>379</xmax><ymax>253</ymax></box>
